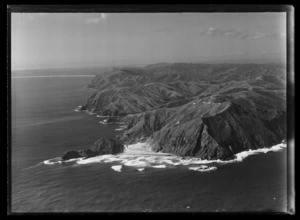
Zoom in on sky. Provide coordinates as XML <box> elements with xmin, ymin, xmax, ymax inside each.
<box><xmin>11</xmin><ymin>12</ymin><xmax>287</xmax><ymax>70</ymax></box>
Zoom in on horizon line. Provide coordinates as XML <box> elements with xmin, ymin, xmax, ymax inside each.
<box><xmin>11</xmin><ymin>61</ymin><xmax>286</xmax><ymax>72</ymax></box>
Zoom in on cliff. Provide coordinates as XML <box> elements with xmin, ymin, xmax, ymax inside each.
<box><xmin>121</xmin><ymin>101</ymin><xmax>285</xmax><ymax>160</ymax></box>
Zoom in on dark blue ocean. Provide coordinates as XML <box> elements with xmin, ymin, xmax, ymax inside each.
<box><xmin>11</xmin><ymin>73</ymin><xmax>288</xmax><ymax>212</ymax></box>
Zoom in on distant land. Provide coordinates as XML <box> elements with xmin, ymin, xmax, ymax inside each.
<box><xmin>11</xmin><ymin>65</ymin><xmax>136</xmax><ymax>78</ymax></box>
<box><xmin>11</xmin><ymin>59</ymin><xmax>286</xmax><ymax>77</ymax></box>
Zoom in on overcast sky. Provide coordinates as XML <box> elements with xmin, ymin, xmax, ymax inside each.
<box><xmin>11</xmin><ymin>12</ymin><xmax>287</xmax><ymax>70</ymax></box>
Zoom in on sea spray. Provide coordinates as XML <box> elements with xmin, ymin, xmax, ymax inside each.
<box><xmin>111</xmin><ymin>165</ymin><xmax>122</xmax><ymax>172</ymax></box>
<box><xmin>43</xmin><ymin>157</ymin><xmax>83</xmax><ymax>165</ymax></box>
<box><xmin>123</xmin><ymin>142</ymin><xmax>153</xmax><ymax>154</ymax></box>
<box><xmin>232</xmin><ymin>143</ymin><xmax>287</xmax><ymax>163</ymax></box>
<box><xmin>188</xmin><ymin>165</ymin><xmax>217</xmax><ymax>172</ymax></box>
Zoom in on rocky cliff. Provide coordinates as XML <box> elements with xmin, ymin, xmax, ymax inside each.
<box><xmin>62</xmin><ymin>138</ymin><xmax>124</xmax><ymax>160</ymax></box>
<box><xmin>121</xmin><ymin>101</ymin><xmax>285</xmax><ymax>160</ymax></box>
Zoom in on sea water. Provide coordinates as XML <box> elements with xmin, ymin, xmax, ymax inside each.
<box><xmin>11</xmin><ymin>72</ymin><xmax>288</xmax><ymax>212</ymax></box>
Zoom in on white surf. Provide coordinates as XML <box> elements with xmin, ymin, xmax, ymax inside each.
<box><xmin>111</xmin><ymin>165</ymin><xmax>122</xmax><ymax>172</ymax></box>
<box><xmin>42</xmin><ymin>142</ymin><xmax>287</xmax><ymax>173</ymax></box>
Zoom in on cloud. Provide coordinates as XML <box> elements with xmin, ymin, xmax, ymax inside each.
<box><xmin>201</xmin><ymin>27</ymin><xmax>286</xmax><ymax>40</ymax></box>
<box><xmin>86</xmin><ymin>13</ymin><xmax>108</xmax><ymax>24</ymax></box>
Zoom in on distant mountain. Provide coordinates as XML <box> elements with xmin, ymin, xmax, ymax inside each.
<box><xmin>77</xmin><ymin>63</ymin><xmax>286</xmax><ymax>160</ymax></box>
<box><xmin>88</xmin><ymin>63</ymin><xmax>284</xmax><ymax>90</ymax></box>
<box><xmin>84</xmin><ymin>63</ymin><xmax>285</xmax><ymax>115</ymax></box>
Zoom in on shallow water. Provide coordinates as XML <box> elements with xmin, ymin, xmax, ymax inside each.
<box><xmin>11</xmin><ymin>74</ymin><xmax>288</xmax><ymax>212</ymax></box>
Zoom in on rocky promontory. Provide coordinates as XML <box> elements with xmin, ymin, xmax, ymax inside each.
<box><xmin>62</xmin><ymin>138</ymin><xmax>124</xmax><ymax>161</ymax></box>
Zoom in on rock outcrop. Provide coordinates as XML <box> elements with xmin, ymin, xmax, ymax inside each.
<box><xmin>62</xmin><ymin>138</ymin><xmax>124</xmax><ymax>161</ymax></box>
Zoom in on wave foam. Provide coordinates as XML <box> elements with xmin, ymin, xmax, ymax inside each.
<box><xmin>74</xmin><ymin>106</ymin><xmax>83</xmax><ymax>112</ymax></box>
<box><xmin>74</xmin><ymin>142</ymin><xmax>287</xmax><ymax>170</ymax></box>
<box><xmin>189</xmin><ymin>165</ymin><xmax>217</xmax><ymax>172</ymax></box>
<box><xmin>43</xmin><ymin>157</ymin><xmax>62</xmax><ymax>165</ymax></box>
<box><xmin>43</xmin><ymin>160</ymin><xmax>61</xmax><ymax>165</ymax></box>
<box><xmin>42</xmin><ymin>143</ymin><xmax>286</xmax><ymax>173</ymax></box>
<box><xmin>115</xmin><ymin>125</ymin><xmax>126</xmax><ymax>131</ymax></box>
<box><xmin>99</xmin><ymin>119</ymin><xmax>108</xmax><ymax>124</ymax></box>
<box><xmin>232</xmin><ymin>143</ymin><xmax>286</xmax><ymax>163</ymax></box>
<box><xmin>152</xmin><ymin>165</ymin><xmax>167</xmax><ymax>169</ymax></box>
<box><xmin>76</xmin><ymin>155</ymin><xmax>114</xmax><ymax>164</ymax></box>
<box><xmin>111</xmin><ymin>165</ymin><xmax>122</xmax><ymax>172</ymax></box>
<box><xmin>123</xmin><ymin>142</ymin><xmax>156</xmax><ymax>154</ymax></box>
<box><xmin>43</xmin><ymin>157</ymin><xmax>84</xmax><ymax>165</ymax></box>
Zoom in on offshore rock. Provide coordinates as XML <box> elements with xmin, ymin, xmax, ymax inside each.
<box><xmin>62</xmin><ymin>138</ymin><xmax>124</xmax><ymax>161</ymax></box>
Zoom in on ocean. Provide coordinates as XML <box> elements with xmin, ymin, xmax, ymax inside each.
<box><xmin>11</xmin><ymin>73</ymin><xmax>288</xmax><ymax>212</ymax></box>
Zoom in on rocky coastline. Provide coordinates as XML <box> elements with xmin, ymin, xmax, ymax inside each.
<box><xmin>64</xmin><ymin>63</ymin><xmax>286</xmax><ymax>161</ymax></box>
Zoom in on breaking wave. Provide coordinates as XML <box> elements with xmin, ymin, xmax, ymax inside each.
<box><xmin>42</xmin><ymin>157</ymin><xmax>83</xmax><ymax>165</ymax></box>
<box><xmin>233</xmin><ymin>142</ymin><xmax>286</xmax><ymax>162</ymax></box>
<box><xmin>188</xmin><ymin>165</ymin><xmax>217</xmax><ymax>172</ymax></box>
<box><xmin>73</xmin><ymin>106</ymin><xmax>96</xmax><ymax>115</ymax></box>
<box><xmin>111</xmin><ymin>165</ymin><xmax>122</xmax><ymax>172</ymax></box>
<box><xmin>41</xmin><ymin>142</ymin><xmax>287</xmax><ymax>173</ymax></box>
<box><xmin>74</xmin><ymin>106</ymin><xmax>82</xmax><ymax>112</ymax></box>
<box><xmin>123</xmin><ymin>142</ymin><xmax>157</xmax><ymax>154</ymax></box>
